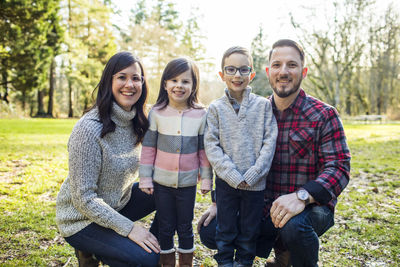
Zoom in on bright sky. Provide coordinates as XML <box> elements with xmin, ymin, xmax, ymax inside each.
<box><xmin>113</xmin><ymin>0</ymin><xmax>398</xmax><ymax>70</ymax></box>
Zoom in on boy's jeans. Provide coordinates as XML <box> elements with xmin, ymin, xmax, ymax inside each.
<box><xmin>200</xmin><ymin>202</ymin><xmax>334</xmax><ymax>267</ymax></box>
<box><xmin>65</xmin><ymin>182</ymin><xmax>160</xmax><ymax>267</ymax></box>
<box><xmin>214</xmin><ymin>178</ymin><xmax>264</xmax><ymax>266</ymax></box>
<box><xmin>153</xmin><ymin>182</ymin><xmax>196</xmax><ymax>252</ymax></box>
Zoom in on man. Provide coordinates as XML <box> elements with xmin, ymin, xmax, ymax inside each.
<box><xmin>198</xmin><ymin>39</ymin><xmax>351</xmax><ymax>267</ymax></box>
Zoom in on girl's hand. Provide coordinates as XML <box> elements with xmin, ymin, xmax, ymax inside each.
<box><xmin>140</xmin><ymin>188</ymin><xmax>154</xmax><ymax>195</ymax></box>
<box><xmin>201</xmin><ymin>189</ymin><xmax>210</xmax><ymax>194</ymax></box>
<box><xmin>128</xmin><ymin>224</ymin><xmax>160</xmax><ymax>253</ymax></box>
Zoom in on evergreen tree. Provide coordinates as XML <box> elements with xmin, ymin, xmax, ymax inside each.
<box><xmin>251</xmin><ymin>26</ymin><xmax>272</xmax><ymax>97</ymax></box>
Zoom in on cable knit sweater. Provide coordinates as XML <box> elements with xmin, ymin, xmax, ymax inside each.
<box><xmin>204</xmin><ymin>88</ymin><xmax>278</xmax><ymax>191</ymax></box>
<box><xmin>56</xmin><ymin>102</ymin><xmax>140</xmax><ymax>237</ymax></box>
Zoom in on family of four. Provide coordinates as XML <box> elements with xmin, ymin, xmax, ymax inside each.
<box><xmin>56</xmin><ymin>39</ymin><xmax>351</xmax><ymax>267</ymax></box>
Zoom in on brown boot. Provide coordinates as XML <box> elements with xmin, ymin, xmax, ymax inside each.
<box><xmin>265</xmin><ymin>248</ymin><xmax>291</xmax><ymax>267</ymax></box>
<box><xmin>160</xmin><ymin>252</ymin><xmax>176</xmax><ymax>267</ymax></box>
<box><xmin>178</xmin><ymin>252</ymin><xmax>194</xmax><ymax>267</ymax></box>
<box><xmin>74</xmin><ymin>249</ymin><xmax>100</xmax><ymax>267</ymax></box>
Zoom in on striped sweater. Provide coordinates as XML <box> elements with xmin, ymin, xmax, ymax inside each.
<box><xmin>139</xmin><ymin>105</ymin><xmax>212</xmax><ymax>190</ymax></box>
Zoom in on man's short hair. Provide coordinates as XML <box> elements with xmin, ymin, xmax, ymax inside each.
<box><xmin>269</xmin><ymin>39</ymin><xmax>305</xmax><ymax>65</ymax></box>
<box><xmin>221</xmin><ymin>46</ymin><xmax>254</xmax><ymax>71</ymax></box>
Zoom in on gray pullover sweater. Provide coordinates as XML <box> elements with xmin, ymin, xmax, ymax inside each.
<box><xmin>204</xmin><ymin>88</ymin><xmax>278</xmax><ymax>191</ymax></box>
<box><xmin>56</xmin><ymin>103</ymin><xmax>140</xmax><ymax>237</ymax></box>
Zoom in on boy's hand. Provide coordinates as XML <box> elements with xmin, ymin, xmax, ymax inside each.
<box><xmin>201</xmin><ymin>189</ymin><xmax>210</xmax><ymax>194</ymax></box>
<box><xmin>238</xmin><ymin>181</ymin><xmax>250</xmax><ymax>188</ymax></box>
<box><xmin>140</xmin><ymin>188</ymin><xmax>154</xmax><ymax>195</ymax></box>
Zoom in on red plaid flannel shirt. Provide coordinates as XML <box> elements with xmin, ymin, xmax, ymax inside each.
<box><xmin>264</xmin><ymin>89</ymin><xmax>351</xmax><ymax>217</ymax></box>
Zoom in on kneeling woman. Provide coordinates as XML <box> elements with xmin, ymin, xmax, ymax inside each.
<box><xmin>56</xmin><ymin>52</ymin><xmax>160</xmax><ymax>267</ymax></box>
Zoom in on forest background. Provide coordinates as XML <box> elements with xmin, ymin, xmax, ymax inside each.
<box><xmin>1</xmin><ymin>0</ymin><xmax>399</xmax><ymax>118</ymax></box>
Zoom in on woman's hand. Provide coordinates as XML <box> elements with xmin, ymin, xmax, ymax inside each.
<box><xmin>128</xmin><ymin>224</ymin><xmax>160</xmax><ymax>253</ymax></box>
<box><xmin>140</xmin><ymin>188</ymin><xmax>154</xmax><ymax>195</ymax></box>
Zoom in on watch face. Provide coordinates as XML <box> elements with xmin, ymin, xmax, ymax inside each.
<box><xmin>298</xmin><ymin>190</ymin><xmax>309</xmax><ymax>200</ymax></box>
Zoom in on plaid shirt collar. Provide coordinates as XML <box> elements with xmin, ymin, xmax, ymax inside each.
<box><xmin>270</xmin><ymin>88</ymin><xmax>306</xmax><ymax>115</ymax></box>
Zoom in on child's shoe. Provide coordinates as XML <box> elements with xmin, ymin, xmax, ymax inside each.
<box><xmin>160</xmin><ymin>252</ymin><xmax>176</xmax><ymax>267</ymax></box>
<box><xmin>178</xmin><ymin>252</ymin><xmax>193</xmax><ymax>267</ymax></box>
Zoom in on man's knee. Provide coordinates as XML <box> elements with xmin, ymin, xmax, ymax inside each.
<box><xmin>198</xmin><ymin>220</ymin><xmax>217</xmax><ymax>249</ymax></box>
<box><xmin>280</xmin><ymin>214</ymin><xmax>313</xmax><ymax>245</ymax></box>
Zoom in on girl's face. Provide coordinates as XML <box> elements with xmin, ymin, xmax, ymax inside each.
<box><xmin>112</xmin><ymin>63</ymin><xmax>143</xmax><ymax>111</ymax></box>
<box><xmin>164</xmin><ymin>70</ymin><xmax>193</xmax><ymax>110</ymax></box>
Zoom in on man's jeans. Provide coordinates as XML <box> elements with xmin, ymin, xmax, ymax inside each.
<box><xmin>214</xmin><ymin>178</ymin><xmax>264</xmax><ymax>266</ymax></box>
<box><xmin>153</xmin><ymin>183</ymin><xmax>196</xmax><ymax>252</ymax></box>
<box><xmin>65</xmin><ymin>183</ymin><xmax>160</xmax><ymax>267</ymax></box>
<box><xmin>200</xmin><ymin>204</ymin><xmax>334</xmax><ymax>267</ymax></box>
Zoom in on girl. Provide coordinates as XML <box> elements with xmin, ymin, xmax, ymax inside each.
<box><xmin>139</xmin><ymin>58</ymin><xmax>212</xmax><ymax>267</ymax></box>
<box><xmin>56</xmin><ymin>52</ymin><xmax>160</xmax><ymax>267</ymax></box>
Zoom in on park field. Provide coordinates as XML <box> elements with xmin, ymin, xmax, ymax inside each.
<box><xmin>0</xmin><ymin>119</ymin><xmax>399</xmax><ymax>266</ymax></box>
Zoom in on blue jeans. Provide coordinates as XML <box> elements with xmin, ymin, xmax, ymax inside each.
<box><xmin>153</xmin><ymin>182</ymin><xmax>196</xmax><ymax>252</ymax></box>
<box><xmin>200</xmin><ymin>204</ymin><xmax>334</xmax><ymax>267</ymax></box>
<box><xmin>214</xmin><ymin>178</ymin><xmax>264</xmax><ymax>266</ymax></box>
<box><xmin>65</xmin><ymin>183</ymin><xmax>160</xmax><ymax>267</ymax></box>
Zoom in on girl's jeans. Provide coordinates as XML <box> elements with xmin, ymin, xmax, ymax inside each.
<box><xmin>153</xmin><ymin>182</ymin><xmax>196</xmax><ymax>252</ymax></box>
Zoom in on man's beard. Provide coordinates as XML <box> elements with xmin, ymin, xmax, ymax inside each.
<box><xmin>271</xmin><ymin>77</ymin><xmax>302</xmax><ymax>98</ymax></box>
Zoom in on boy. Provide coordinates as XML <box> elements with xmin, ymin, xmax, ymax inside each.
<box><xmin>204</xmin><ymin>46</ymin><xmax>278</xmax><ymax>267</ymax></box>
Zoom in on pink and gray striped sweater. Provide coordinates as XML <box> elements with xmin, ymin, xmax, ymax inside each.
<box><xmin>139</xmin><ymin>105</ymin><xmax>212</xmax><ymax>190</ymax></box>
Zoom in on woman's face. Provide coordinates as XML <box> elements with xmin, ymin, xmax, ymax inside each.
<box><xmin>112</xmin><ymin>63</ymin><xmax>143</xmax><ymax>111</ymax></box>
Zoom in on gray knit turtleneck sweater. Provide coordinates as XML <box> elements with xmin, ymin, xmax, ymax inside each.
<box><xmin>56</xmin><ymin>102</ymin><xmax>140</xmax><ymax>237</ymax></box>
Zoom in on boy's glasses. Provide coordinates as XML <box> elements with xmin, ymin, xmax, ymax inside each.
<box><xmin>113</xmin><ymin>74</ymin><xmax>144</xmax><ymax>85</ymax></box>
<box><xmin>224</xmin><ymin>66</ymin><xmax>252</xmax><ymax>76</ymax></box>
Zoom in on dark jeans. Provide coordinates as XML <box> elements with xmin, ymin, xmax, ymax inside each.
<box><xmin>153</xmin><ymin>182</ymin><xmax>196</xmax><ymax>252</ymax></box>
<box><xmin>65</xmin><ymin>183</ymin><xmax>159</xmax><ymax>267</ymax></box>
<box><xmin>214</xmin><ymin>178</ymin><xmax>264</xmax><ymax>265</ymax></box>
<box><xmin>199</xmin><ymin>204</ymin><xmax>334</xmax><ymax>267</ymax></box>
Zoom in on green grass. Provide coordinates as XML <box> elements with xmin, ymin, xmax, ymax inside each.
<box><xmin>0</xmin><ymin>119</ymin><xmax>399</xmax><ymax>266</ymax></box>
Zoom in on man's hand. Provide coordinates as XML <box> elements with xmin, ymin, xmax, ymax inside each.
<box><xmin>128</xmin><ymin>224</ymin><xmax>160</xmax><ymax>253</ymax></box>
<box><xmin>270</xmin><ymin>192</ymin><xmax>306</xmax><ymax>228</ymax></box>
<box><xmin>197</xmin><ymin>203</ymin><xmax>217</xmax><ymax>233</ymax></box>
<box><xmin>140</xmin><ymin>188</ymin><xmax>154</xmax><ymax>195</ymax></box>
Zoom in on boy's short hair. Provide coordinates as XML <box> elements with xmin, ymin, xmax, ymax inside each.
<box><xmin>221</xmin><ymin>46</ymin><xmax>253</xmax><ymax>71</ymax></box>
<box><xmin>269</xmin><ymin>39</ymin><xmax>305</xmax><ymax>66</ymax></box>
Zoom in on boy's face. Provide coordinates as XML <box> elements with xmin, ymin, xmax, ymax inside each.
<box><xmin>219</xmin><ymin>53</ymin><xmax>255</xmax><ymax>97</ymax></box>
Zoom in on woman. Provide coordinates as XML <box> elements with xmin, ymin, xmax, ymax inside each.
<box><xmin>56</xmin><ymin>52</ymin><xmax>160</xmax><ymax>267</ymax></box>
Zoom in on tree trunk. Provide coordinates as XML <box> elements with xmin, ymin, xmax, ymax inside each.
<box><xmin>21</xmin><ymin>90</ymin><xmax>26</xmax><ymax>112</ymax></box>
<box><xmin>68</xmin><ymin>74</ymin><xmax>73</xmax><ymax>118</ymax></box>
<box><xmin>334</xmin><ymin>64</ymin><xmax>340</xmax><ymax>108</ymax></box>
<box><xmin>1</xmin><ymin>70</ymin><xmax>9</xmax><ymax>103</ymax></box>
<box><xmin>36</xmin><ymin>89</ymin><xmax>46</xmax><ymax>116</ymax></box>
<box><xmin>47</xmin><ymin>59</ymin><xmax>55</xmax><ymax>117</ymax></box>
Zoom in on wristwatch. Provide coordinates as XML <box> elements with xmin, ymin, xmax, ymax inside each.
<box><xmin>296</xmin><ymin>189</ymin><xmax>310</xmax><ymax>205</ymax></box>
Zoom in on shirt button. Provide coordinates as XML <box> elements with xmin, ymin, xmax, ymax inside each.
<box><xmin>177</xmin><ymin>130</ymin><xmax>181</xmax><ymax>134</ymax></box>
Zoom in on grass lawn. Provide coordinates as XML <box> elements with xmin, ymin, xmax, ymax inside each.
<box><xmin>0</xmin><ymin>119</ymin><xmax>399</xmax><ymax>266</ymax></box>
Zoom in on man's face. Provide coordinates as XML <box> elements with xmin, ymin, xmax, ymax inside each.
<box><xmin>266</xmin><ymin>46</ymin><xmax>307</xmax><ymax>98</ymax></box>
